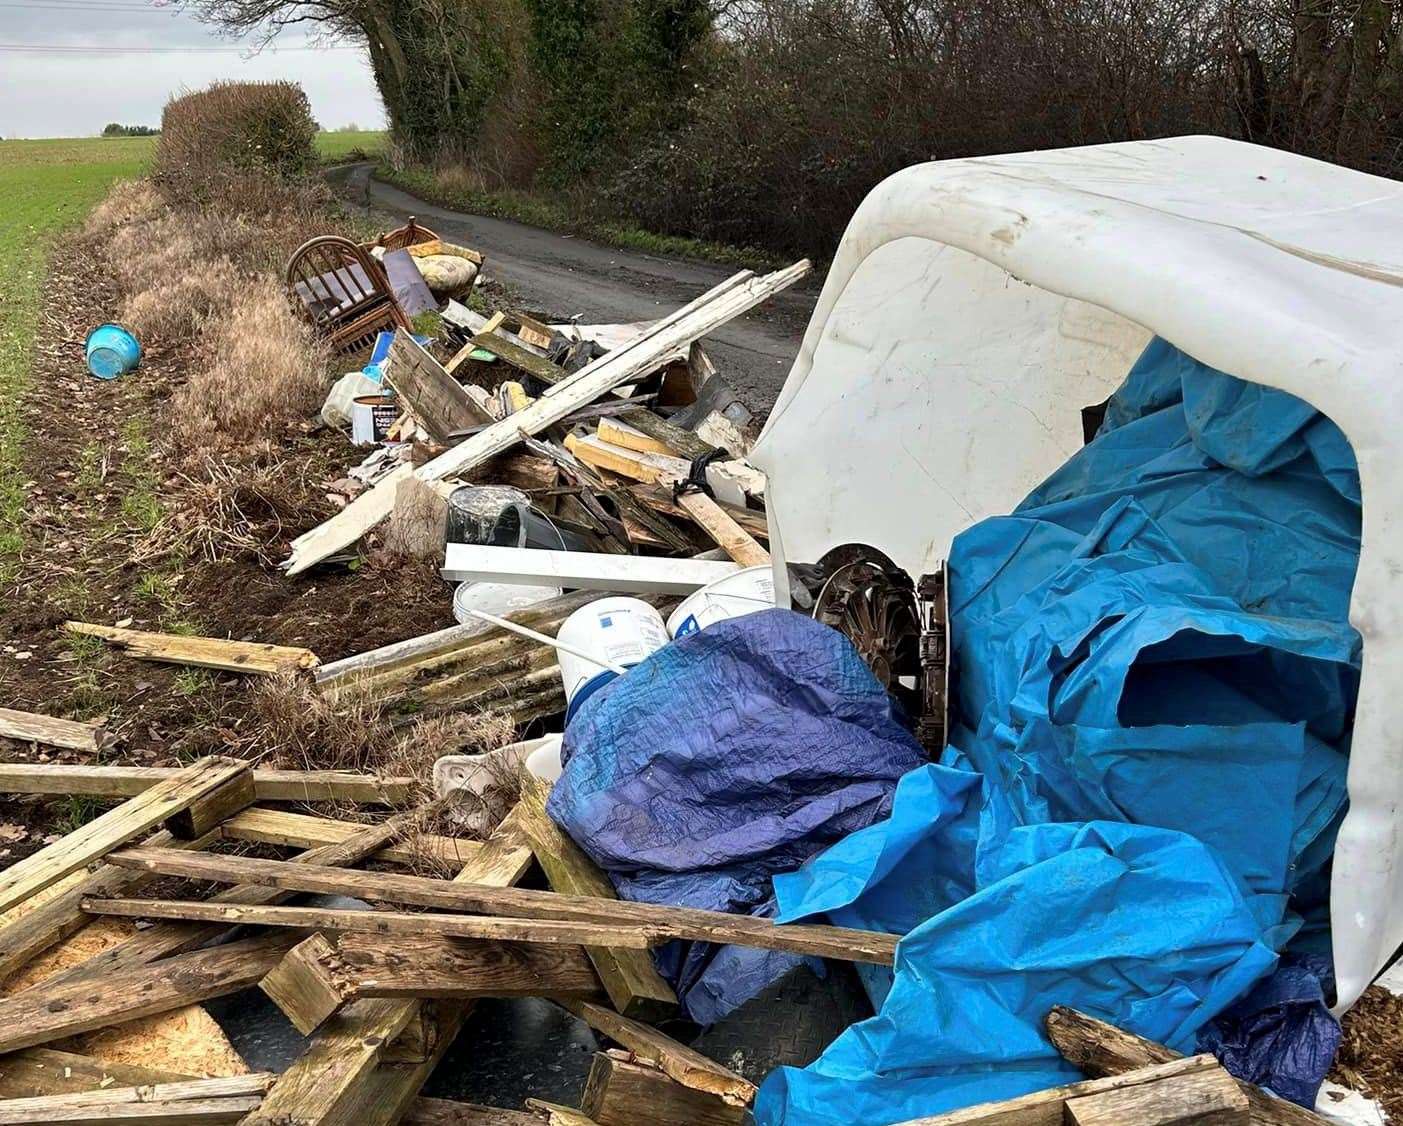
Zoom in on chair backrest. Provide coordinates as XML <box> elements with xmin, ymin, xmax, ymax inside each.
<box><xmin>285</xmin><ymin>235</ymin><xmax>411</xmax><ymax>355</ymax></box>
<box><xmin>373</xmin><ymin>216</ymin><xmax>440</xmax><ymax>253</ymax></box>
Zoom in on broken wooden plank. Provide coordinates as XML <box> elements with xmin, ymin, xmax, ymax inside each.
<box><xmin>62</xmin><ymin>623</ymin><xmax>318</xmax><ymax>675</ymax></box>
<box><xmin>0</xmin><ymin>709</ymin><xmax>107</xmax><ymax>753</ymax></box>
<box><xmin>0</xmin><ymin>931</ymin><xmax>297</xmax><ymax>1053</ymax></box>
<box><xmin>580</xmin><ymin>1053</ymin><xmax>743</xmax><ymax>1126</ymax></box>
<box><xmin>0</xmin><ymin>764</ymin><xmax>414</xmax><ymax>805</ymax></box>
<box><xmin>441</xmin><ymin>545</ymin><xmax>738</xmax><ymax>594</ymax></box>
<box><xmin>85</xmin><ymin>898</ymin><xmax>664</xmax><ymax>949</ymax></box>
<box><xmin>517</xmin><ymin>772</ymin><xmax>674</xmax><ymax>1021</ymax></box>
<box><xmin>524</xmin><ymin>1102</ymin><xmax>602</xmax><ymax>1126</ymax></box>
<box><xmin>471</xmin><ymin>331</ymin><xmax>569</xmax><ymax>386</ymax></box>
<box><xmin>673</xmin><ymin>492</ymin><xmax>769</xmax><ymax>567</ymax></box>
<box><xmin>260</xmin><ymin>932</ymin><xmax>602</xmax><ymax>1034</ymax></box>
<box><xmin>0</xmin><ymin>757</ymin><xmax>250</xmax><ymax>916</ymax></box>
<box><xmin>402</xmin><ymin>1099</ymin><xmax>540</xmax><ymax>1126</ymax></box>
<box><xmin>105</xmin><ymin>846</ymin><xmax>901</xmax><ymax>964</ymax></box>
<box><xmin>386</xmin><ymin>333</ymin><xmax>492</xmax><ymax>443</ymax></box>
<box><xmin>0</xmin><ymin>1097</ymin><xmax>264</xmax><ymax>1124</ymax></box>
<box><xmin>894</xmin><ymin>1055</ymin><xmax>1220</xmax><ymax>1125</ymax></box>
<box><xmin>219</xmin><ymin>808</ymin><xmax>482</xmax><ymax>869</ymax></box>
<box><xmin>0</xmin><ymin>1049</ymin><xmax>190</xmax><ymax>1098</ymax></box>
<box><xmin>285</xmin><ymin>262</ymin><xmax>810</xmax><ymax>575</ymax></box>
<box><xmin>562</xmin><ymin>1000</ymin><xmax>753</xmax><ymax>1106</ymax></box>
<box><xmin>35</xmin><ymin>801</ymin><xmax>452</xmax><ymax>992</ymax></box>
<box><xmin>584</xmin><ymin>422</ymin><xmax>768</xmax><ymax>565</ymax></box>
<box><xmin>167</xmin><ymin>768</ymin><xmax>257</xmax><ymax>840</ymax></box>
<box><xmin>1064</xmin><ymin>1064</ymin><xmax>1247</xmax><ymax>1126</ymax></box>
<box><xmin>0</xmin><ymin>1075</ymin><xmax>273</xmax><ymax>1115</ymax></box>
<box><xmin>629</xmin><ymin>484</ymin><xmax>768</xmax><ymax>539</ymax></box>
<box><xmin>242</xmin><ymin>808</ymin><xmax>536</xmax><ymax>1126</ymax></box>
<box><xmin>1044</xmin><ymin>1007</ymin><xmax>1330</xmax><ymax>1126</ymax></box>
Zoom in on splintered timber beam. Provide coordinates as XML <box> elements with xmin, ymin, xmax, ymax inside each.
<box><xmin>0</xmin><ymin>1098</ymin><xmax>264</xmax><ymax>1124</ymax></box>
<box><xmin>0</xmin><ymin>931</ymin><xmax>298</xmax><ymax>1053</ymax></box>
<box><xmin>0</xmin><ymin>757</ymin><xmax>251</xmax><ymax>916</ymax></box>
<box><xmin>562</xmin><ymin>1001</ymin><xmax>754</xmax><ymax>1107</ymax></box>
<box><xmin>0</xmin><ymin>764</ymin><xmax>415</xmax><ymax>805</ymax></box>
<box><xmin>106</xmin><ymin>846</ymin><xmax>900</xmax><ymax>964</ymax></box>
<box><xmin>284</xmin><ymin>261</ymin><xmax>810</xmax><ymax>575</ymax></box>
<box><xmin>0</xmin><ymin>708</ymin><xmax>108</xmax><ymax>753</ymax></box>
<box><xmin>1044</xmin><ymin>1007</ymin><xmax>1331</xmax><ymax>1126</ymax></box>
<box><xmin>893</xmin><ymin>1056</ymin><xmax>1231</xmax><ymax>1126</ymax></box>
<box><xmin>241</xmin><ymin>809</ymin><xmax>536</xmax><ymax>1126</ymax></box>
<box><xmin>386</xmin><ymin>332</ymin><xmax>492</xmax><ymax>443</ymax></box>
<box><xmin>62</xmin><ymin>622</ymin><xmax>319</xmax><ymax>675</ymax></box>
<box><xmin>517</xmin><ymin>771</ymin><xmax>675</xmax><ymax>1021</ymax></box>
<box><xmin>259</xmin><ymin>932</ymin><xmax>603</xmax><ymax>1034</ymax></box>
<box><xmin>32</xmin><ymin>801</ymin><xmax>452</xmax><ymax>992</ymax></box>
<box><xmin>581</xmin><ymin>1053</ymin><xmax>744</xmax><ymax>1126</ymax></box>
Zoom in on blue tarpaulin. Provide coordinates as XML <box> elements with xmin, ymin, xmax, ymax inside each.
<box><xmin>548</xmin><ymin>608</ymin><xmax>926</xmax><ymax>1024</ymax></box>
<box><xmin>754</xmin><ymin>338</ymin><xmax>1361</xmax><ymax>1124</ymax></box>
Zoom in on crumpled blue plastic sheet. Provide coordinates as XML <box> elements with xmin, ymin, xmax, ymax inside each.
<box><xmin>1198</xmin><ymin>954</ymin><xmax>1341</xmax><ymax>1108</ymax></box>
<box><xmin>548</xmin><ymin>608</ymin><xmax>926</xmax><ymax>1024</ymax></box>
<box><xmin>754</xmin><ymin>339</ymin><xmax>1360</xmax><ymax>1125</ymax></box>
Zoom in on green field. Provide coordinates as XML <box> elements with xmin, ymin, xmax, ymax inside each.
<box><xmin>0</xmin><ymin>136</ymin><xmax>154</xmax><ymax>584</ymax></box>
<box><xmin>0</xmin><ymin>130</ymin><xmax>384</xmax><ymax>582</ymax></box>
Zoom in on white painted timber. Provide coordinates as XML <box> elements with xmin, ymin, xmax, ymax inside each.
<box><xmin>443</xmin><ymin>546</ymin><xmax>739</xmax><ymax>595</ymax></box>
<box><xmin>284</xmin><ymin>261</ymin><xmax>809</xmax><ymax>575</ymax></box>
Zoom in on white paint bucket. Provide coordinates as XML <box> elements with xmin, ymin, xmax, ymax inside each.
<box><xmin>666</xmin><ymin>564</ymin><xmax>776</xmax><ymax>638</ymax></box>
<box><xmin>557</xmin><ymin>598</ymin><xmax>670</xmax><ymax>723</ymax></box>
<box><xmin>452</xmin><ymin>581</ymin><xmax>562</xmax><ymax>628</ymax></box>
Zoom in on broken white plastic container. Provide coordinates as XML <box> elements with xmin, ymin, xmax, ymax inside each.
<box><xmin>752</xmin><ymin>135</ymin><xmax>1403</xmax><ymax>1013</ymax></box>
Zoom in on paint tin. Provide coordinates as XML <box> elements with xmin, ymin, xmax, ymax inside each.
<box><xmin>557</xmin><ymin>597</ymin><xmax>670</xmax><ymax>723</ymax></box>
<box><xmin>350</xmin><ymin>395</ymin><xmax>399</xmax><ymax>445</ymax></box>
<box><xmin>666</xmin><ymin>565</ymin><xmax>776</xmax><ymax>638</ymax></box>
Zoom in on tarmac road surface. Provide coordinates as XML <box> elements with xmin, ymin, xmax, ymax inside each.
<box><xmin>331</xmin><ymin>163</ymin><xmax>818</xmax><ymax>419</ymax></box>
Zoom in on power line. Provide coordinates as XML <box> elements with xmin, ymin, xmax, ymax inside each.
<box><xmin>0</xmin><ymin>41</ymin><xmax>360</xmax><ymax>52</ymax></box>
<box><xmin>0</xmin><ymin>5</ymin><xmax>190</xmax><ymax>12</ymax></box>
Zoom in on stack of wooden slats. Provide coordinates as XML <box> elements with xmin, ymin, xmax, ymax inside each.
<box><xmin>0</xmin><ymin>752</ymin><xmax>905</xmax><ymax>1125</ymax></box>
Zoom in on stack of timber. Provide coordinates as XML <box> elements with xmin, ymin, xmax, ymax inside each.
<box><xmin>0</xmin><ymin>751</ymin><xmax>899</xmax><ymax>1124</ymax></box>
<box><xmin>0</xmin><ymin>750</ymin><xmax>1328</xmax><ymax>1125</ymax></box>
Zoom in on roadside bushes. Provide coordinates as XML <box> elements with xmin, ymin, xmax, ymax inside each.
<box><xmin>155</xmin><ymin>81</ymin><xmax>319</xmax><ymax>209</ymax></box>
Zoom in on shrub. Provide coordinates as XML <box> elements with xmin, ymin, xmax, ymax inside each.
<box><xmin>155</xmin><ymin>80</ymin><xmax>319</xmax><ymax>210</ymax></box>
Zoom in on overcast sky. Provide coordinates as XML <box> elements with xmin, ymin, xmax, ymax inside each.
<box><xmin>0</xmin><ymin>1</ymin><xmax>385</xmax><ymax>138</ymax></box>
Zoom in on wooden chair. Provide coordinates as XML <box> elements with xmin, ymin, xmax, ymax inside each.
<box><xmin>366</xmin><ymin>216</ymin><xmax>440</xmax><ymax>253</ymax></box>
<box><xmin>285</xmin><ymin>235</ymin><xmax>412</xmax><ymax>357</ymax></box>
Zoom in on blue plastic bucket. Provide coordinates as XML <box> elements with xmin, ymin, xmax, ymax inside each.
<box><xmin>85</xmin><ymin>324</ymin><xmax>141</xmax><ymax>380</ymax></box>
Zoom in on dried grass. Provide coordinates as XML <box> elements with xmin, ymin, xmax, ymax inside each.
<box><xmin>169</xmin><ymin>278</ymin><xmax>329</xmax><ymax>450</ymax></box>
<box><xmin>84</xmin><ymin>179</ymin><xmax>165</xmax><ymax>238</ymax></box>
<box><xmin>120</xmin><ymin>261</ymin><xmax>241</xmax><ymax>347</ymax></box>
<box><xmin>136</xmin><ymin>453</ymin><xmax>306</xmax><ymax>567</ymax></box>
<box><xmin>248</xmin><ymin>675</ymin><xmax>518</xmax><ymax>812</ymax></box>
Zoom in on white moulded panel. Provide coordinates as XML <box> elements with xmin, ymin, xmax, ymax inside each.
<box><xmin>753</xmin><ymin>135</ymin><xmax>1403</xmax><ymax>1013</ymax></box>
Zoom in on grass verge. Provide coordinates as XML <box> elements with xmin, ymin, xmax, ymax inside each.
<box><xmin>0</xmin><ymin>138</ymin><xmax>152</xmax><ymax>587</ymax></box>
<box><xmin>377</xmin><ymin>162</ymin><xmax>779</xmax><ymax>271</ymax></box>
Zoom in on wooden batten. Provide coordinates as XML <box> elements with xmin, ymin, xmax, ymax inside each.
<box><xmin>0</xmin><ymin>708</ymin><xmax>108</xmax><ymax>753</ymax></box>
<box><xmin>517</xmin><ymin>772</ymin><xmax>675</xmax><ymax>1022</ymax></box>
<box><xmin>62</xmin><ymin>623</ymin><xmax>318</xmax><ymax>675</ymax></box>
